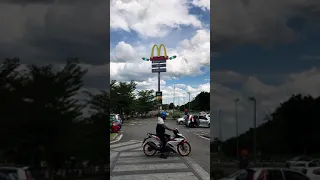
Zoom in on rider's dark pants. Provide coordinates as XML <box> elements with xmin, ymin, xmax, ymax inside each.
<box><xmin>157</xmin><ymin>133</ymin><xmax>166</xmax><ymax>153</ymax></box>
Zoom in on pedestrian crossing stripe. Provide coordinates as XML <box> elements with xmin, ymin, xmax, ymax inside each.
<box><xmin>110</xmin><ymin>140</ymin><xmax>210</xmax><ymax>180</ymax></box>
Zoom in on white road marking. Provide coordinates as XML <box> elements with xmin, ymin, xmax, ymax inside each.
<box><xmin>110</xmin><ymin>151</ymin><xmax>119</xmax><ymax>164</ymax></box>
<box><xmin>110</xmin><ymin>141</ymin><xmax>138</xmax><ymax>148</ymax></box>
<box><xmin>183</xmin><ymin>157</ymin><xmax>210</xmax><ymax>180</ymax></box>
<box><xmin>116</xmin><ymin>156</ymin><xmax>181</xmax><ymax>164</ymax></box>
<box><xmin>111</xmin><ymin>172</ymin><xmax>198</xmax><ymax>180</ymax></box>
<box><xmin>110</xmin><ymin>134</ymin><xmax>123</xmax><ymax>144</ymax></box>
<box><xmin>119</xmin><ymin>151</ymin><xmax>144</xmax><ymax>157</ymax></box>
<box><xmin>113</xmin><ymin>163</ymin><xmax>188</xmax><ymax>172</ymax></box>
<box><xmin>112</xmin><ymin>142</ymin><xmax>143</xmax><ymax>152</ymax></box>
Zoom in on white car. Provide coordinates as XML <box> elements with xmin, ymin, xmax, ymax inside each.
<box><xmin>177</xmin><ymin>117</ymin><xmax>185</xmax><ymax>125</ymax></box>
<box><xmin>0</xmin><ymin>166</ymin><xmax>34</xmax><ymax>180</ymax></box>
<box><xmin>290</xmin><ymin>159</ymin><xmax>320</xmax><ymax>180</ymax></box>
<box><xmin>286</xmin><ymin>156</ymin><xmax>313</xmax><ymax>168</ymax></box>
<box><xmin>221</xmin><ymin>167</ymin><xmax>309</xmax><ymax>180</ymax></box>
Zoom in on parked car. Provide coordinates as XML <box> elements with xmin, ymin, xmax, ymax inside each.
<box><xmin>110</xmin><ymin>115</ymin><xmax>122</xmax><ymax>129</ymax></box>
<box><xmin>220</xmin><ymin>167</ymin><xmax>310</xmax><ymax>180</ymax></box>
<box><xmin>110</xmin><ymin>116</ymin><xmax>120</xmax><ymax>133</ymax></box>
<box><xmin>290</xmin><ymin>159</ymin><xmax>320</xmax><ymax>178</ymax></box>
<box><xmin>0</xmin><ymin>166</ymin><xmax>34</xmax><ymax>180</ymax></box>
<box><xmin>177</xmin><ymin>117</ymin><xmax>185</xmax><ymax>125</ymax></box>
<box><xmin>286</xmin><ymin>156</ymin><xmax>313</xmax><ymax>168</ymax></box>
<box><xmin>111</xmin><ymin>114</ymin><xmax>122</xmax><ymax>123</ymax></box>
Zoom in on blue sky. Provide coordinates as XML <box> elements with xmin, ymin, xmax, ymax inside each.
<box><xmin>110</xmin><ymin>0</ymin><xmax>210</xmax><ymax>105</ymax></box>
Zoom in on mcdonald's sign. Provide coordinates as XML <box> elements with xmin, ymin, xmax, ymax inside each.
<box><xmin>150</xmin><ymin>44</ymin><xmax>169</xmax><ymax>61</ymax></box>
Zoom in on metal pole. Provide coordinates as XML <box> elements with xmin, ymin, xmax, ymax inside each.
<box><xmin>253</xmin><ymin>99</ymin><xmax>257</xmax><ymax>164</ymax></box>
<box><xmin>218</xmin><ymin>110</ymin><xmax>222</xmax><ymax>141</ymax></box>
<box><xmin>158</xmin><ymin>72</ymin><xmax>160</xmax><ymax>113</ymax></box>
<box><xmin>188</xmin><ymin>92</ymin><xmax>191</xmax><ymax>112</ymax></box>
<box><xmin>173</xmin><ymin>83</ymin><xmax>175</xmax><ymax>113</ymax></box>
<box><xmin>235</xmin><ymin>99</ymin><xmax>239</xmax><ymax>161</ymax></box>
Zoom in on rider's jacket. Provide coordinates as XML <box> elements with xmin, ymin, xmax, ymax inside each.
<box><xmin>156</xmin><ymin>117</ymin><xmax>165</xmax><ymax>135</ymax></box>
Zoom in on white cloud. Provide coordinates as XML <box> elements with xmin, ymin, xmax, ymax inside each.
<box><xmin>135</xmin><ymin>77</ymin><xmax>209</xmax><ymax>105</ymax></box>
<box><xmin>191</xmin><ymin>0</ymin><xmax>210</xmax><ymax>11</ymax></box>
<box><xmin>110</xmin><ymin>29</ymin><xmax>210</xmax><ymax>81</ymax></box>
<box><xmin>110</xmin><ymin>0</ymin><xmax>203</xmax><ymax>38</ymax></box>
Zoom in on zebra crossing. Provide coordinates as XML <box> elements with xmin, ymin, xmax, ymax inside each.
<box><xmin>110</xmin><ymin>140</ymin><xmax>210</xmax><ymax>180</ymax></box>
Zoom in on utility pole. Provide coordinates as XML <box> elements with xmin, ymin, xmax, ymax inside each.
<box><xmin>218</xmin><ymin>110</ymin><xmax>222</xmax><ymax>141</ymax></box>
<box><xmin>235</xmin><ymin>98</ymin><xmax>239</xmax><ymax>161</ymax></box>
<box><xmin>249</xmin><ymin>97</ymin><xmax>257</xmax><ymax>164</ymax></box>
<box><xmin>188</xmin><ymin>92</ymin><xmax>191</xmax><ymax>112</ymax></box>
<box><xmin>173</xmin><ymin>83</ymin><xmax>176</xmax><ymax>113</ymax></box>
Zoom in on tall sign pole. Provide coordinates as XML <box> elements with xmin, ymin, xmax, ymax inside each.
<box><xmin>142</xmin><ymin>44</ymin><xmax>176</xmax><ymax>114</ymax></box>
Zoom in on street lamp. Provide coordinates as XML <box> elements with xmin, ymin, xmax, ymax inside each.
<box><xmin>248</xmin><ymin>96</ymin><xmax>257</xmax><ymax>164</ymax></box>
<box><xmin>173</xmin><ymin>83</ymin><xmax>176</xmax><ymax>113</ymax></box>
<box><xmin>235</xmin><ymin>98</ymin><xmax>239</xmax><ymax>161</ymax></box>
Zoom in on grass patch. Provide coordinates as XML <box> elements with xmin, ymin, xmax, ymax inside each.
<box><xmin>110</xmin><ymin>133</ymin><xmax>116</xmax><ymax>140</ymax></box>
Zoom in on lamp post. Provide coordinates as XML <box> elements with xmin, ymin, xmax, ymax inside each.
<box><xmin>235</xmin><ymin>98</ymin><xmax>239</xmax><ymax>161</ymax></box>
<box><xmin>248</xmin><ymin>96</ymin><xmax>257</xmax><ymax>164</ymax></box>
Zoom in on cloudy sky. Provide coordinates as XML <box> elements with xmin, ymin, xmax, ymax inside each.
<box><xmin>211</xmin><ymin>0</ymin><xmax>320</xmax><ymax>140</ymax></box>
<box><xmin>0</xmin><ymin>0</ymin><xmax>110</xmax><ymax>94</ymax></box>
<box><xmin>110</xmin><ymin>0</ymin><xmax>210</xmax><ymax>105</ymax></box>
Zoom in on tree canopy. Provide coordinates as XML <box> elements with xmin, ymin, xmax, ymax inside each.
<box><xmin>214</xmin><ymin>94</ymin><xmax>320</xmax><ymax>159</ymax></box>
<box><xmin>0</xmin><ymin>58</ymin><xmax>108</xmax><ymax>169</ymax></box>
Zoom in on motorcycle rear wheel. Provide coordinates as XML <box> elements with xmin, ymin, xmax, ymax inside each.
<box><xmin>177</xmin><ymin>142</ymin><xmax>191</xmax><ymax>156</ymax></box>
<box><xmin>143</xmin><ymin>143</ymin><xmax>157</xmax><ymax>156</ymax></box>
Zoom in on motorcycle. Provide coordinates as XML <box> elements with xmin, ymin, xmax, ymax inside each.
<box><xmin>141</xmin><ymin>128</ymin><xmax>191</xmax><ymax>156</ymax></box>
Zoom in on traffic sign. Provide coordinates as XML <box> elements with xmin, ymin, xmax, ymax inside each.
<box><xmin>152</xmin><ymin>60</ymin><xmax>166</xmax><ymax>63</ymax></box>
<box><xmin>152</xmin><ymin>68</ymin><xmax>166</xmax><ymax>73</ymax></box>
<box><xmin>152</xmin><ymin>64</ymin><xmax>166</xmax><ymax>68</ymax></box>
<box><xmin>156</xmin><ymin>91</ymin><xmax>162</xmax><ymax>96</ymax></box>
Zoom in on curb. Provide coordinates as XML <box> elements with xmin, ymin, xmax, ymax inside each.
<box><xmin>110</xmin><ymin>133</ymin><xmax>123</xmax><ymax>144</ymax></box>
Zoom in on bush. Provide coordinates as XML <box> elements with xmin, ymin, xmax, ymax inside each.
<box><xmin>171</xmin><ymin>113</ymin><xmax>181</xmax><ymax>120</ymax></box>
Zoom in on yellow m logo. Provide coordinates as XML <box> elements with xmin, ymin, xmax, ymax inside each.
<box><xmin>150</xmin><ymin>44</ymin><xmax>168</xmax><ymax>58</ymax></box>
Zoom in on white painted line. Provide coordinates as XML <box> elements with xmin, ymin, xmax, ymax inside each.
<box><xmin>129</xmin><ymin>147</ymin><xmax>143</xmax><ymax>151</ymax></box>
<box><xmin>110</xmin><ymin>134</ymin><xmax>123</xmax><ymax>144</ymax></box>
<box><xmin>112</xmin><ymin>142</ymin><xmax>143</xmax><ymax>152</ymax></box>
<box><xmin>199</xmin><ymin>135</ymin><xmax>210</xmax><ymax>141</ymax></box>
<box><xmin>112</xmin><ymin>163</ymin><xmax>188</xmax><ymax>172</ymax></box>
<box><xmin>183</xmin><ymin>157</ymin><xmax>210</xmax><ymax>180</ymax></box>
<box><xmin>110</xmin><ymin>151</ymin><xmax>119</xmax><ymax>163</ymax></box>
<box><xmin>111</xmin><ymin>172</ymin><xmax>198</xmax><ymax>180</ymax></box>
<box><xmin>110</xmin><ymin>141</ymin><xmax>138</xmax><ymax>148</ymax></box>
<box><xmin>117</xmin><ymin>156</ymin><xmax>181</xmax><ymax>164</ymax></box>
<box><xmin>119</xmin><ymin>151</ymin><xmax>144</xmax><ymax>157</ymax></box>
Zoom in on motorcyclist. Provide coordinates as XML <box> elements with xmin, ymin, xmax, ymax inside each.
<box><xmin>156</xmin><ymin>111</ymin><xmax>175</xmax><ymax>159</ymax></box>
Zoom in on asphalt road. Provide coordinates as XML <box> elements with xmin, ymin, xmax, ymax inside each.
<box><xmin>110</xmin><ymin>118</ymin><xmax>210</xmax><ymax>180</ymax></box>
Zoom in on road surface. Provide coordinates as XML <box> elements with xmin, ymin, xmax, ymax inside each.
<box><xmin>110</xmin><ymin>118</ymin><xmax>210</xmax><ymax>180</ymax></box>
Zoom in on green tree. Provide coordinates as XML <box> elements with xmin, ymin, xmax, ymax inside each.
<box><xmin>169</xmin><ymin>103</ymin><xmax>174</xmax><ymax>110</ymax></box>
<box><xmin>220</xmin><ymin>94</ymin><xmax>320</xmax><ymax>158</ymax></box>
<box><xmin>110</xmin><ymin>80</ymin><xmax>136</xmax><ymax>116</ymax></box>
<box><xmin>135</xmin><ymin>90</ymin><xmax>155</xmax><ymax>115</ymax></box>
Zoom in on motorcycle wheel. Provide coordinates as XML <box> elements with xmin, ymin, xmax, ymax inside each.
<box><xmin>177</xmin><ymin>142</ymin><xmax>191</xmax><ymax>156</ymax></box>
<box><xmin>143</xmin><ymin>143</ymin><xmax>157</xmax><ymax>156</ymax></box>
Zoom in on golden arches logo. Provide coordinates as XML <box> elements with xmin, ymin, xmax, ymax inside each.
<box><xmin>150</xmin><ymin>44</ymin><xmax>168</xmax><ymax>59</ymax></box>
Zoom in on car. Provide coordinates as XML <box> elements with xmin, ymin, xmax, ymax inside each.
<box><xmin>220</xmin><ymin>167</ymin><xmax>310</xmax><ymax>180</ymax></box>
<box><xmin>286</xmin><ymin>156</ymin><xmax>313</xmax><ymax>168</ymax></box>
<box><xmin>111</xmin><ymin>114</ymin><xmax>122</xmax><ymax>123</ymax></box>
<box><xmin>110</xmin><ymin>115</ymin><xmax>122</xmax><ymax>129</ymax></box>
<box><xmin>110</xmin><ymin>116</ymin><xmax>121</xmax><ymax>133</ymax></box>
<box><xmin>0</xmin><ymin>166</ymin><xmax>34</xmax><ymax>180</ymax></box>
<box><xmin>290</xmin><ymin>159</ymin><xmax>320</xmax><ymax>179</ymax></box>
<box><xmin>185</xmin><ymin>114</ymin><xmax>210</xmax><ymax>128</ymax></box>
<box><xmin>177</xmin><ymin>117</ymin><xmax>185</xmax><ymax>125</ymax></box>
